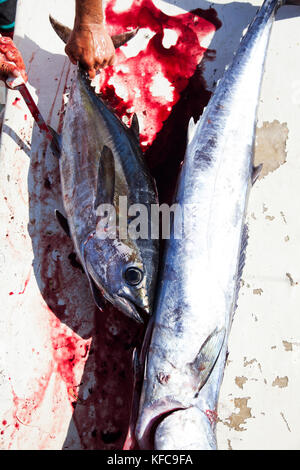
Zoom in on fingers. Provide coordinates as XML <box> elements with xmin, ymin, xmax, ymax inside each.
<box><xmin>0</xmin><ymin>61</ymin><xmax>18</xmax><ymax>81</ymax></box>
<box><xmin>64</xmin><ymin>26</ymin><xmax>116</xmax><ymax>77</ymax></box>
<box><xmin>0</xmin><ymin>35</ymin><xmax>27</xmax><ymax>83</ymax></box>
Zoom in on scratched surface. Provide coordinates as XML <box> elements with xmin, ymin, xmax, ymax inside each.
<box><xmin>0</xmin><ymin>0</ymin><xmax>300</xmax><ymax>450</ymax></box>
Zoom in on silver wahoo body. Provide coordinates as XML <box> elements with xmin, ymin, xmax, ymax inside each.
<box><xmin>51</xmin><ymin>19</ymin><xmax>159</xmax><ymax>323</ymax></box>
<box><xmin>136</xmin><ymin>0</ymin><xmax>289</xmax><ymax>448</ymax></box>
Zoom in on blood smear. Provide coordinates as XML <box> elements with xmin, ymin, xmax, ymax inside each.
<box><xmin>100</xmin><ymin>0</ymin><xmax>221</xmax><ymax>203</ymax></box>
<box><xmin>12</xmin><ymin>97</ymin><xmax>20</xmax><ymax>106</ymax></box>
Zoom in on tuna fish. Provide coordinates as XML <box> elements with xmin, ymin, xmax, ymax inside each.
<box><xmin>50</xmin><ymin>18</ymin><xmax>159</xmax><ymax>323</ymax></box>
<box><xmin>135</xmin><ymin>0</ymin><xmax>296</xmax><ymax>448</ymax></box>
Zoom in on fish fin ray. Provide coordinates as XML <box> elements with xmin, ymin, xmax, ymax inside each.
<box><xmin>55</xmin><ymin>210</ymin><xmax>71</xmax><ymax>237</ymax></box>
<box><xmin>189</xmin><ymin>327</ymin><xmax>226</xmax><ymax>392</ymax></box>
<box><xmin>94</xmin><ymin>145</ymin><xmax>115</xmax><ymax>210</ymax></box>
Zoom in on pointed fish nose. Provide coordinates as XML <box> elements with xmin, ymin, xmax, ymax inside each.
<box><xmin>136</xmin><ymin>294</ymin><xmax>152</xmax><ymax>317</ymax></box>
<box><xmin>154</xmin><ymin>407</ymin><xmax>217</xmax><ymax>450</ymax></box>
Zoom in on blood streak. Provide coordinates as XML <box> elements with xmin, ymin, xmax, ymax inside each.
<box><xmin>50</xmin><ymin>320</ymin><xmax>91</xmax><ymax>405</ymax></box>
<box><xmin>205</xmin><ymin>409</ymin><xmax>218</xmax><ymax>425</ymax></box>
<box><xmin>8</xmin><ymin>273</ymin><xmax>30</xmax><ymax>296</ymax></box>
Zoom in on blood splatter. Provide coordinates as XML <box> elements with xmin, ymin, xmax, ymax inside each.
<box><xmin>205</xmin><ymin>409</ymin><xmax>218</xmax><ymax>425</ymax></box>
<box><xmin>12</xmin><ymin>97</ymin><xmax>20</xmax><ymax>106</ymax></box>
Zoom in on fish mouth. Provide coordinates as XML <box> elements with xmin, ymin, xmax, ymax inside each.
<box><xmin>148</xmin><ymin>407</ymin><xmax>217</xmax><ymax>450</ymax></box>
<box><xmin>135</xmin><ymin>401</ymin><xmax>185</xmax><ymax>450</ymax></box>
<box><xmin>114</xmin><ymin>293</ymin><xmax>150</xmax><ymax>324</ymax></box>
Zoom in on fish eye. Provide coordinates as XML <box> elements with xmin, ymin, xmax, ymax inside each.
<box><xmin>124</xmin><ymin>267</ymin><xmax>144</xmax><ymax>286</ymax></box>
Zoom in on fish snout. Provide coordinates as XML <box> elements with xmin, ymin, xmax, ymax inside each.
<box><xmin>135</xmin><ymin>399</ymin><xmax>185</xmax><ymax>450</ymax></box>
<box><xmin>114</xmin><ymin>289</ymin><xmax>151</xmax><ymax>323</ymax></box>
<box><xmin>154</xmin><ymin>407</ymin><xmax>217</xmax><ymax>450</ymax></box>
<box><xmin>116</xmin><ymin>281</ymin><xmax>152</xmax><ymax>322</ymax></box>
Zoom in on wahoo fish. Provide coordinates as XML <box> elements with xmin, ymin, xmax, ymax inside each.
<box><xmin>50</xmin><ymin>17</ymin><xmax>159</xmax><ymax>323</ymax></box>
<box><xmin>135</xmin><ymin>0</ymin><xmax>296</xmax><ymax>448</ymax></box>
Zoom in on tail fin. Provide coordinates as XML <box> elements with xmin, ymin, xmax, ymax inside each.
<box><xmin>49</xmin><ymin>15</ymin><xmax>138</xmax><ymax>49</ymax></box>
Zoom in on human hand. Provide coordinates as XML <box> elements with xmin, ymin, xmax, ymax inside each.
<box><xmin>65</xmin><ymin>23</ymin><xmax>115</xmax><ymax>78</ymax></box>
<box><xmin>0</xmin><ymin>35</ymin><xmax>27</xmax><ymax>85</ymax></box>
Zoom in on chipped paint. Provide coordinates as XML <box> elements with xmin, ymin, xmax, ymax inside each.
<box><xmin>243</xmin><ymin>358</ymin><xmax>257</xmax><ymax>367</ymax></box>
<box><xmin>286</xmin><ymin>273</ymin><xmax>298</xmax><ymax>287</ymax></box>
<box><xmin>223</xmin><ymin>398</ymin><xmax>252</xmax><ymax>432</ymax></box>
<box><xmin>253</xmin><ymin>288</ymin><xmax>263</xmax><ymax>296</ymax></box>
<box><xmin>235</xmin><ymin>376</ymin><xmax>248</xmax><ymax>390</ymax></box>
<box><xmin>254</xmin><ymin>120</ymin><xmax>289</xmax><ymax>179</ymax></box>
<box><xmin>272</xmin><ymin>376</ymin><xmax>289</xmax><ymax>388</ymax></box>
<box><xmin>282</xmin><ymin>341</ymin><xmax>293</xmax><ymax>352</ymax></box>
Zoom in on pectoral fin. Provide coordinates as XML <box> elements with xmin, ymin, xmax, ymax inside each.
<box><xmin>188</xmin><ymin>327</ymin><xmax>226</xmax><ymax>392</ymax></box>
<box><xmin>94</xmin><ymin>145</ymin><xmax>115</xmax><ymax>210</ymax></box>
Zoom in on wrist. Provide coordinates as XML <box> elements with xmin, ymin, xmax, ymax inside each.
<box><xmin>74</xmin><ymin>10</ymin><xmax>104</xmax><ymax>27</ymax></box>
<box><xmin>73</xmin><ymin>23</ymin><xmax>107</xmax><ymax>34</ymax></box>
<box><xmin>74</xmin><ymin>18</ymin><xmax>105</xmax><ymax>31</ymax></box>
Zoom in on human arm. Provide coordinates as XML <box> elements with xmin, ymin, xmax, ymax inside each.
<box><xmin>65</xmin><ymin>0</ymin><xmax>115</xmax><ymax>78</ymax></box>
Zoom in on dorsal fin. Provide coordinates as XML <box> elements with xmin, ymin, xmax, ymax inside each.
<box><xmin>49</xmin><ymin>15</ymin><xmax>139</xmax><ymax>49</ymax></box>
<box><xmin>94</xmin><ymin>145</ymin><xmax>115</xmax><ymax>210</ymax></box>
